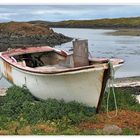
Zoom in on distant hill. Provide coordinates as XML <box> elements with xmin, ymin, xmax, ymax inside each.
<box><xmin>0</xmin><ymin>21</ymin><xmax>53</xmax><ymax>36</ymax></box>
<box><xmin>0</xmin><ymin>21</ymin><xmax>72</xmax><ymax>51</ymax></box>
<box><xmin>29</xmin><ymin>17</ymin><xmax>140</xmax><ymax>29</ymax></box>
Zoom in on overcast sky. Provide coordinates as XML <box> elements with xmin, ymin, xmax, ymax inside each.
<box><xmin>0</xmin><ymin>5</ymin><xmax>140</xmax><ymax>22</ymax></box>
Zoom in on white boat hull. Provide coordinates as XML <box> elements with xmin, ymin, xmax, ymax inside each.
<box><xmin>0</xmin><ymin>46</ymin><xmax>123</xmax><ymax>111</ymax></box>
<box><xmin>0</xmin><ymin>59</ymin><xmax>107</xmax><ymax>108</ymax></box>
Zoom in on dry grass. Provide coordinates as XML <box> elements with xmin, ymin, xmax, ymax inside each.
<box><xmin>18</xmin><ymin>126</ymin><xmax>32</xmax><ymax>135</ymax></box>
<box><xmin>0</xmin><ymin>130</ymin><xmax>9</xmax><ymax>135</ymax></box>
<box><xmin>0</xmin><ymin>22</ymin><xmax>53</xmax><ymax>36</ymax></box>
<box><xmin>32</xmin><ymin>123</ymin><xmax>57</xmax><ymax>134</ymax></box>
<box><xmin>79</xmin><ymin>109</ymin><xmax>140</xmax><ymax>133</ymax></box>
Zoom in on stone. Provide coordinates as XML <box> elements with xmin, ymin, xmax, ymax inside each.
<box><xmin>0</xmin><ymin>88</ymin><xmax>7</xmax><ymax>96</ymax></box>
<box><xmin>103</xmin><ymin>124</ymin><xmax>123</xmax><ymax>135</ymax></box>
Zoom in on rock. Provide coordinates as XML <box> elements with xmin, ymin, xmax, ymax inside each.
<box><xmin>103</xmin><ymin>124</ymin><xmax>122</xmax><ymax>135</ymax></box>
<box><xmin>0</xmin><ymin>22</ymin><xmax>73</xmax><ymax>51</ymax></box>
<box><xmin>0</xmin><ymin>88</ymin><xmax>7</xmax><ymax>96</ymax></box>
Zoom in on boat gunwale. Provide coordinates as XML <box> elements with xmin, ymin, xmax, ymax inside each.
<box><xmin>0</xmin><ymin>46</ymin><xmax>124</xmax><ymax>75</ymax></box>
<box><xmin>0</xmin><ymin>56</ymin><xmax>108</xmax><ymax>74</ymax></box>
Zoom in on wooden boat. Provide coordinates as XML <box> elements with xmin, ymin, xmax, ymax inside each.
<box><xmin>0</xmin><ymin>40</ymin><xmax>124</xmax><ymax>112</ymax></box>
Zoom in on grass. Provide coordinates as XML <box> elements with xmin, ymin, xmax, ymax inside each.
<box><xmin>0</xmin><ymin>85</ymin><xmax>96</xmax><ymax>135</ymax></box>
<box><xmin>101</xmin><ymin>87</ymin><xmax>140</xmax><ymax>112</ymax></box>
<box><xmin>122</xmin><ymin>128</ymin><xmax>136</xmax><ymax>135</ymax></box>
<box><xmin>0</xmin><ymin>85</ymin><xmax>140</xmax><ymax>135</ymax></box>
<box><xmin>0</xmin><ymin>21</ymin><xmax>52</xmax><ymax>36</ymax></box>
<box><xmin>31</xmin><ymin>17</ymin><xmax>140</xmax><ymax>29</ymax></box>
<box><xmin>30</xmin><ymin>17</ymin><xmax>140</xmax><ymax>36</ymax></box>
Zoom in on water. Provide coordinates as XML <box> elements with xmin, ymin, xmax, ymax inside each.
<box><xmin>54</xmin><ymin>28</ymin><xmax>140</xmax><ymax>78</ymax></box>
<box><xmin>1</xmin><ymin>28</ymin><xmax>140</xmax><ymax>88</ymax></box>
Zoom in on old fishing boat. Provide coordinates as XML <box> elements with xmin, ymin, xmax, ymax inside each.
<box><xmin>0</xmin><ymin>40</ymin><xmax>124</xmax><ymax>111</ymax></box>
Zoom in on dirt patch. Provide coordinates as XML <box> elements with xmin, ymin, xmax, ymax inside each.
<box><xmin>79</xmin><ymin>110</ymin><xmax>140</xmax><ymax>131</ymax></box>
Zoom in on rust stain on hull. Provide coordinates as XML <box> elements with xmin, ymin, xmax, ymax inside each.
<box><xmin>3</xmin><ymin>61</ymin><xmax>13</xmax><ymax>82</ymax></box>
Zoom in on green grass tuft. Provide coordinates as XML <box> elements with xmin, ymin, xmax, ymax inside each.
<box><xmin>101</xmin><ymin>88</ymin><xmax>140</xmax><ymax>112</ymax></box>
<box><xmin>0</xmin><ymin>85</ymin><xmax>96</xmax><ymax>126</ymax></box>
<box><xmin>122</xmin><ymin>128</ymin><xmax>136</xmax><ymax>135</ymax></box>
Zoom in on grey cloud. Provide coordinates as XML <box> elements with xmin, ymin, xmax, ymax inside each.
<box><xmin>0</xmin><ymin>5</ymin><xmax>140</xmax><ymax>22</ymax></box>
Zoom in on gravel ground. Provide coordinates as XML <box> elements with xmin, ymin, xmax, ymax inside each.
<box><xmin>114</xmin><ymin>76</ymin><xmax>140</xmax><ymax>87</ymax></box>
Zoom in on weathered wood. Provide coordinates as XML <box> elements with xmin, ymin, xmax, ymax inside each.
<box><xmin>73</xmin><ymin>39</ymin><xmax>89</xmax><ymax>67</ymax></box>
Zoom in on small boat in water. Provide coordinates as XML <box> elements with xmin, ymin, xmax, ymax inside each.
<box><xmin>0</xmin><ymin>40</ymin><xmax>124</xmax><ymax>112</ymax></box>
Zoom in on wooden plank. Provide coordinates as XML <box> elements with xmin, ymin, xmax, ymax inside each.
<box><xmin>73</xmin><ymin>39</ymin><xmax>89</xmax><ymax>67</ymax></box>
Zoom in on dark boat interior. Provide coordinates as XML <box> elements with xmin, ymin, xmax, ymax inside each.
<box><xmin>12</xmin><ymin>50</ymin><xmax>108</xmax><ymax>70</ymax></box>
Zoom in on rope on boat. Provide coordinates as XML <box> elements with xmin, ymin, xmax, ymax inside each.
<box><xmin>106</xmin><ymin>60</ymin><xmax>118</xmax><ymax>118</ymax></box>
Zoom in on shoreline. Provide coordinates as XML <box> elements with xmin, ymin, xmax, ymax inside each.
<box><xmin>106</xmin><ymin>29</ymin><xmax>140</xmax><ymax>36</ymax></box>
<box><xmin>114</xmin><ymin>76</ymin><xmax>140</xmax><ymax>87</ymax></box>
<box><xmin>54</xmin><ymin>27</ymin><xmax>140</xmax><ymax>37</ymax></box>
<box><xmin>114</xmin><ymin>76</ymin><xmax>140</xmax><ymax>103</ymax></box>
